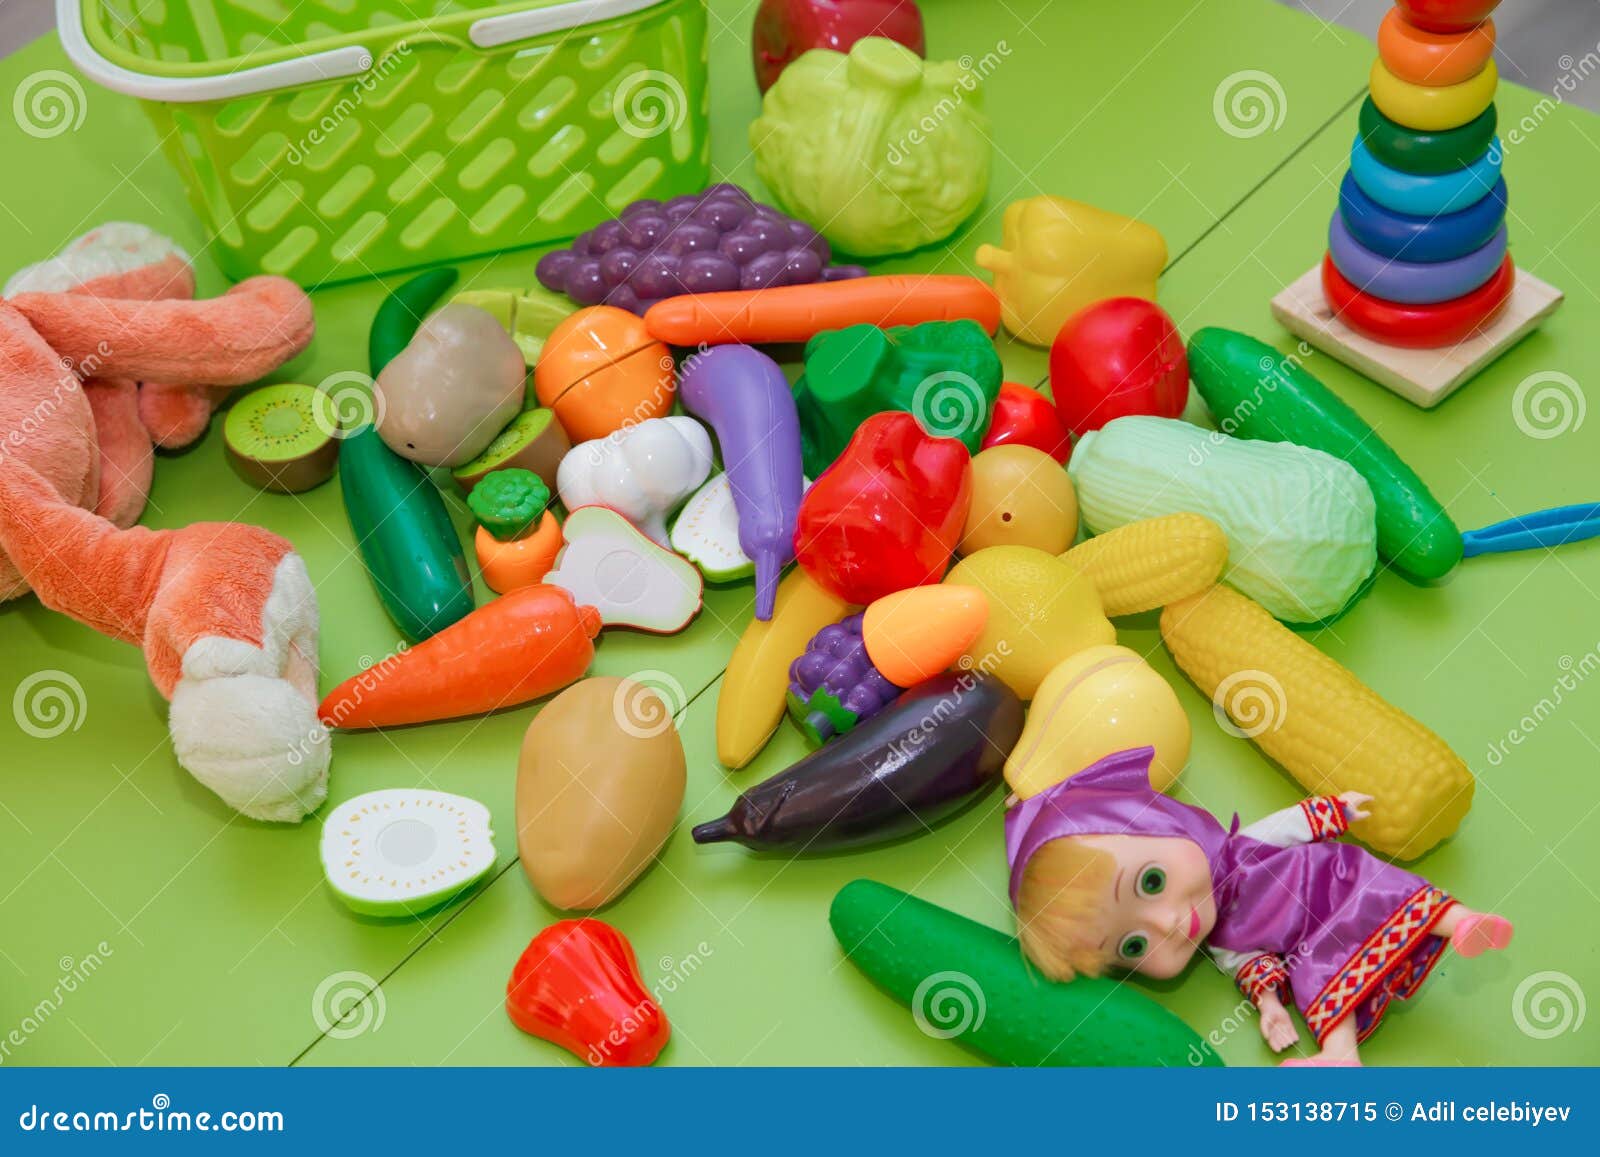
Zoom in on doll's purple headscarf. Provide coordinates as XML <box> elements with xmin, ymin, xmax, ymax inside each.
<box><xmin>1005</xmin><ymin>747</ymin><xmax>1233</xmax><ymax>905</ymax></box>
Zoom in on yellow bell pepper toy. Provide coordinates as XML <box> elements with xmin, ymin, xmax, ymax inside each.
<box><xmin>975</xmin><ymin>196</ymin><xmax>1166</xmax><ymax>346</ymax></box>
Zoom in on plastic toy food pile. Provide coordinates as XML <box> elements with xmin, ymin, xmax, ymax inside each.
<box><xmin>1325</xmin><ymin>0</ymin><xmax>1510</xmax><ymax>346</ymax></box>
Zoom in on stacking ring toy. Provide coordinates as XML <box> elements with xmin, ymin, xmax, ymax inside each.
<box><xmin>1369</xmin><ymin>57</ymin><xmax>1497</xmax><ymax>131</ymax></box>
<box><xmin>1378</xmin><ymin>9</ymin><xmax>1495</xmax><ymax>87</ymax></box>
<box><xmin>1359</xmin><ymin>96</ymin><xmax>1496</xmax><ymax>174</ymax></box>
<box><xmin>1350</xmin><ymin>135</ymin><xmax>1502</xmax><ymax>217</ymax></box>
<box><xmin>1328</xmin><ymin>213</ymin><xmax>1506</xmax><ymax>304</ymax></box>
<box><xmin>1321</xmin><ymin>251</ymin><xmax>1514</xmax><ymax>348</ymax></box>
<box><xmin>1395</xmin><ymin>1</ymin><xmax>1502</xmax><ymax>35</ymax></box>
<box><xmin>1339</xmin><ymin>172</ymin><xmax>1506</xmax><ymax>262</ymax></box>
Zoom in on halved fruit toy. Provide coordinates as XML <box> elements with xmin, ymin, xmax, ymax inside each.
<box><xmin>671</xmin><ymin>473</ymin><xmax>813</xmax><ymax>584</ymax></box>
<box><xmin>320</xmin><ymin>788</ymin><xmax>495</xmax><ymax>917</ymax></box>
<box><xmin>224</xmin><ymin>383</ymin><xmax>338</xmax><ymax>493</ymax></box>
<box><xmin>450</xmin><ymin>407</ymin><xmax>570</xmax><ymax>494</ymax></box>
<box><xmin>546</xmin><ymin>506</ymin><xmax>703</xmax><ymax>633</ymax></box>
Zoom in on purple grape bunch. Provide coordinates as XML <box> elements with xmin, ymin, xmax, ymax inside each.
<box><xmin>535</xmin><ymin>184</ymin><xmax>868</xmax><ymax>314</ymax></box>
<box><xmin>785</xmin><ymin>613</ymin><xmax>903</xmax><ymax>747</ymax></box>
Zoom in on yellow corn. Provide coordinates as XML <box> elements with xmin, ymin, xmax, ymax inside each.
<box><xmin>1062</xmin><ymin>514</ymin><xmax>1228</xmax><ymax>616</ymax></box>
<box><xmin>1160</xmin><ymin>583</ymin><xmax>1472</xmax><ymax>859</ymax></box>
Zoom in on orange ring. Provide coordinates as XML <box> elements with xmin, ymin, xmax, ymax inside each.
<box><xmin>1378</xmin><ymin>9</ymin><xmax>1495</xmax><ymax>87</ymax></box>
<box><xmin>1321</xmin><ymin>251</ymin><xmax>1513</xmax><ymax>348</ymax></box>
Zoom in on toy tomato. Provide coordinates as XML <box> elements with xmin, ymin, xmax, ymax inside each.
<box><xmin>794</xmin><ymin>411</ymin><xmax>972</xmax><ymax>605</ymax></box>
<box><xmin>1048</xmin><ymin>297</ymin><xmax>1188</xmax><ymax>439</ymax></box>
<box><xmin>980</xmin><ymin>382</ymin><xmax>1072</xmax><ymax>463</ymax></box>
<box><xmin>1393</xmin><ymin>0</ymin><xmax>1499</xmax><ymax>34</ymax></box>
<box><xmin>506</xmin><ymin>919</ymin><xmax>669</xmax><ymax>1067</ymax></box>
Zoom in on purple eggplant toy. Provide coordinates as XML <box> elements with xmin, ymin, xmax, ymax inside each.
<box><xmin>678</xmin><ymin>345</ymin><xmax>804</xmax><ymax>620</ymax></box>
<box><xmin>691</xmin><ymin>673</ymin><xmax>1025</xmax><ymax>853</ymax></box>
<box><xmin>786</xmin><ymin>613</ymin><xmax>900</xmax><ymax>746</ymax></box>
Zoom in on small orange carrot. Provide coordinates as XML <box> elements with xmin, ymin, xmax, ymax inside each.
<box><xmin>476</xmin><ymin>512</ymin><xmax>563</xmax><ymax>594</ymax></box>
<box><xmin>319</xmin><ymin>584</ymin><xmax>600</xmax><ymax>729</ymax></box>
<box><xmin>643</xmin><ymin>275</ymin><xmax>1001</xmax><ymax>346</ymax></box>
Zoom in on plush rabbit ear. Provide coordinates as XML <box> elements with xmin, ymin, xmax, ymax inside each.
<box><xmin>6</xmin><ymin>276</ymin><xmax>315</xmax><ymax>388</ymax></box>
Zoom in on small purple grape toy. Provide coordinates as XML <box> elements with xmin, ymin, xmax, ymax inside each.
<box><xmin>536</xmin><ymin>184</ymin><xmax>867</xmax><ymax>314</ymax></box>
<box><xmin>786</xmin><ymin>613</ymin><xmax>903</xmax><ymax>746</ymax></box>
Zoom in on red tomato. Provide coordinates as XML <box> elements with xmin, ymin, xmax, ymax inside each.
<box><xmin>1048</xmin><ymin>297</ymin><xmax>1188</xmax><ymax>439</ymax></box>
<box><xmin>981</xmin><ymin>382</ymin><xmax>1073</xmax><ymax>463</ymax></box>
<box><xmin>1394</xmin><ymin>1</ymin><xmax>1500</xmax><ymax>34</ymax></box>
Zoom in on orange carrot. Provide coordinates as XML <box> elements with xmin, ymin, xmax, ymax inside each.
<box><xmin>643</xmin><ymin>276</ymin><xmax>1001</xmax><ymax>346</ymax></box>
<box><xmin>319</xmin><ymin>584</ymin><xmax>601</xmax><ymax>729</ymax></box>
<box><xmin>476</xmin><ymin>512</ymin><xmax>563</xmax><ymax>595</ymax></box>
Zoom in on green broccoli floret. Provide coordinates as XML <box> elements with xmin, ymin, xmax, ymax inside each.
<box><xmin>468</xmin><ymin>469</ymin><xmax>550</xmax><ymax>541</ymax></box>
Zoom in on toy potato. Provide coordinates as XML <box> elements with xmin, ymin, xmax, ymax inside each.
<box><xmin>1008</xmin><ymin>747</ymin><xmax>1513</xmax><ymax>1066</ymax></box>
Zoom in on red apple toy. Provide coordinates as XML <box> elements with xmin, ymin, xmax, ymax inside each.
<box><xmin>1049</xmin><ymin>297</ymin><xmax>1188</xmax><ymax>440</ymax></box>
<box><xmin>753</xmin><ymin>0</ymin><xmax>926</xmax><ymax>93</ymax></box>
<box><xmin>981</xmin><ymin>382</ymin><xmax>1073</xmax><ymax>464</ymax></box>
<box><xmin>1393</xmin><ymin>0</ymin><xmax>1500</xmax><ymax>34</ymax></box>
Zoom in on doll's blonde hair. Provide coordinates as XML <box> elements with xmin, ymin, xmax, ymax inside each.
<box><xmin>1015</xmin><ymin>836</ymin><xmax>1116</xmax><ymax>982</ymax></box>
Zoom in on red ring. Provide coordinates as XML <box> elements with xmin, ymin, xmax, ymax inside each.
<box><xmin>1321</xmin><ymin>251</ymin><xmax>1513</xmax><ymax>348</ymax></box>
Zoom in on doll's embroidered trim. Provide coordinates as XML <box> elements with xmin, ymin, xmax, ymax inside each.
<box><xmin>1235</xmin><ymin>953</ymin><xmax>1289</xmax><ymax>1003</ymax></box>
<box><xmin>1300</xmin><ymin>796</ymin><xmax>1349</xmax><ymax>841</ymax></box>
<box><xmin>1304</xmin><ymin>885</ymin><xmax>1454</xmax><ymax>1044</ymax></box>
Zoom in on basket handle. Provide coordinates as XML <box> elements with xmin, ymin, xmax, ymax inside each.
<box><xmin>469</xmin><ymin>0</ymin><xmax>675</xmax><ymax>49</ymax></box>
<box><xmin>57</xmin><ymin>0</ymin><xmax>378</xmax><ymax>101</ymax></box>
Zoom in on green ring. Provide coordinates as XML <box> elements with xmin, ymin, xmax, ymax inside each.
<box><xmin>1358</xmin><ymin>97</ymin><xmax>1498</xmax><ymax>175</ymax></box>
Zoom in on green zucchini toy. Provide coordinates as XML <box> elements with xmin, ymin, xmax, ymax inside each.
<box><xmin>830</xmin><ymin>879</ymin><xmax>1222</xmax><ymax>1067</ymax></box>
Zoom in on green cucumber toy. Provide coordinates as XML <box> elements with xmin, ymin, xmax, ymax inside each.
<box><xmin>1187</xmin><ymin>327</ymin><xmax>1462</xmax><ymax>581</ymax></box>
<box><xmin>829</xmin><ymin>879</ymin><xmax>1222</xmax><ymax>1067</ymax></box>
<box><xmin>340</xmin><ymin>268</ymin><xmax>474</xmax><ymax>641</ymax></box>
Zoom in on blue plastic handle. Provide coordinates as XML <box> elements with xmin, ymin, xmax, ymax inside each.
<box><xmin>1461</xmin><ymin>503</ymin><xmax>1600</xmax><ymax>558</ymax></box>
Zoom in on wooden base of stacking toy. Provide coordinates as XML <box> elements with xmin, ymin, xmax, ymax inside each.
<box><xmin>1271</xmin><ymin>263</ymin><xmax>1564</xmax><ymax>408</ymax></box>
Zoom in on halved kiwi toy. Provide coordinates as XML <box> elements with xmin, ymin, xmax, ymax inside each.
<box><xmin>450</xmin><ymin>406</ymin><xmax>569</xmax><ymax>494</ymax></box>
<box><xmin>224</xmin><ymin>383</ymin><xmax>338</xmax><ymax>494</ymax></box>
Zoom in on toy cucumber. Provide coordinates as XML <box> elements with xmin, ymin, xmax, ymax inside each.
<box><xmin>830</xmin><ymin>880</ymin><xmax>1221</xmax><ymax>1067</ymax></box>
<box><xmin>340</xmin><ymin>268</ymin><xmax>474</xmax><ymax>641</ymax></box>
<box><xmin>1188</xmin><ymin>327</ymin><xmax>1462</xmax><ymax>581</ymax></box>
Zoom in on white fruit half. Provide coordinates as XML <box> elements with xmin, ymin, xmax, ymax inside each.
<box><xmin>321</xmin><ymin>789</ymin><xmax>495</xmax><ymax>917</ymax></box>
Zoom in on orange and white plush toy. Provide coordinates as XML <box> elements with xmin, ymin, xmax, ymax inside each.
<box><xmin>0</xmin><ymin>223</ymin><xmax>328</xmax><ymax>822</ymax></box>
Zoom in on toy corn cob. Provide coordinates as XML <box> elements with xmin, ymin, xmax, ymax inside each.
<box><xmin>1062</xmin><ymin>513</ymin><xmax>1229</xmax><ymax>616</ymax></box>
<box><xmin>1160</xmin><ymin>583</ymin><xmax>1472</xmax><ymax>860</ymax></box>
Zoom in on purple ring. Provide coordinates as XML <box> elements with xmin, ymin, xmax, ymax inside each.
<box><xmin>1327</xmin><ymin>212</ymin><xmax>1507</xmax><ymax>305</ymax></box>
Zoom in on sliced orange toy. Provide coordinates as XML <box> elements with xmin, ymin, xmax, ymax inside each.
<box><xmin>863</xmin><ymin>584</ymin><xmax>989</xmax><ymax>688</ymax></box>
<box><xmin>533</xmin><ymin>306</ymin><xmax>674</xmax><ymax>442</ymax></box>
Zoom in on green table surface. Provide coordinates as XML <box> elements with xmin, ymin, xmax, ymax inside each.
<box><xmin>1</xmin><ymin>0</ymin><xmax>1595</xmax><ymax>1067</ymax></box>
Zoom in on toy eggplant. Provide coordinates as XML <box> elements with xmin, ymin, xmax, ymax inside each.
<box><xmin>692</xmin><ymin>672</ymin><xmax>1024</xmax><ymax>852</ymax></box>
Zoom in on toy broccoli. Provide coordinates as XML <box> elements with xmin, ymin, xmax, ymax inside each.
<box><xmin>468</xmin><ymin>469</ymin><xmax>551</xmax><ymax>542</ymax></box>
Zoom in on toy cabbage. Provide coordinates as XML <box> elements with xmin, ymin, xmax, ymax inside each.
<box><xmin>750</xmin><ymin>37</ymin><xmax>991</xmax><ymax>257</ymax></box>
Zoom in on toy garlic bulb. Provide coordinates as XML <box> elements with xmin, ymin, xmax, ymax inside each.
<box><xmin>556</xmin><ymin>416</ymin><xmax>713</xmax><ymax>545</ymax></box>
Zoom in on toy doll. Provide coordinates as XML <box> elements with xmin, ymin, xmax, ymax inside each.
<box><xmin>1007</xmin><ymin>746</ymin><xmax>1512</xmax><ymax>1065</ymax></box>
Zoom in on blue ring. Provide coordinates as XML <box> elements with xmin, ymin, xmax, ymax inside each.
<box><xmin>1349</xmin><ymin>135</ymin><xmax>1503</xmax><ymax>217</ymax></box>
<box><xmin>1328</xmin><ymin>212</ymin><xmax>1507</xmax><ymax>304</ymax></box>
<box><xmin>1339</xmin><ymin>171</ymin><xmax>1506</xmax><ymax>262</ymax></box>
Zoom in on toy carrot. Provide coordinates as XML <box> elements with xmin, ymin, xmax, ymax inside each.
<box><xmin>468</xmin><ymin>469</ymin><xmax>564</xmax><ymax>594</ymax></box>
<box><xmin>642</xmin><ymin>275</ymin><xmax>1001</xmax><ymax>346</ymax></box>
<box><xmin>318</xmin><ymin>584</ymin><xmax>601</xmax><ymax>729</ymax></box>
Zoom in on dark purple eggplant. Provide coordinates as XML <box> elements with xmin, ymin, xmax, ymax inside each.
<box><xmin>691</xmin><ymin>673</ymin><xmax>1024</xmax><ymax>852</ymax></box>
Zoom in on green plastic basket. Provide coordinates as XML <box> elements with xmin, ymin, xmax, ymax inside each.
<box><xmin>60</xmin><ymin>0</ymin><xmax>711</xmax><ymax>286</ymax></box>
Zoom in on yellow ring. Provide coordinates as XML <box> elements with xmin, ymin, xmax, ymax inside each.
<box><xmin>1369</xmin><ymin>57</ymin><xmax>1497</xmax><ymax>131</ymax></box>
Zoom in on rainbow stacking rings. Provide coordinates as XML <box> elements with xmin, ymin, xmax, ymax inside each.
<box><xmin>1322</xmin><ymin>251</ymin><xmax>1514</xmax><ymax>348</ymax></box>
<box><xmin>1338</xmin><ymin>172</ymin><xmax>1506</xmax><ymax>262</ymax></box>
<box><xmin>1350</xmin><ymin>136</ymin><xmax>1501</xmax><ymax>216</ymax></box>
<box><xmin>1328</xmin><ymin>212</ymin><xmax>1506</xmax><ymax>303</ymax></box>
<box><xmin>1369</xmin><ymin>57</ymin><xmax>1497</xmax><ymax>130</ymax></box>
<box><xmin>1359</xmin><ymin>96</ymin><xmax>1496</xmax><ymax>174</ymax></box>
<box><xmin>1377</xmin><ymin>9</ymin><xmax>1495</xmax><ymax>86</ymax></box>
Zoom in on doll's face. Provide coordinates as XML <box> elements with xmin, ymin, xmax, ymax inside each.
<box><xmin>1075</xmin><ymin>833</ymin><xmax>1216</xmax><ymax>979</ymax></box>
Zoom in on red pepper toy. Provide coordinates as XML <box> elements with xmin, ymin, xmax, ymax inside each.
<box><xmin>980</xmin><ymin>382</ymin><xmax>1073</xmax><ymax>463</ymax></box>
<box><xmin>793</xmin><ymin>411</ymin><xmax>972</xmax><ymax>605</ymax></box>
<box><xmin>505</xmin><ymin>919</ymin><xmax>670</xmax><ymax>1067</ymax></box>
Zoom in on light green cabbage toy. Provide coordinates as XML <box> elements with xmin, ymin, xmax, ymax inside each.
<box><xmin>1068</xmin><ymin>416</ymin><xmax>1378</xmax><ymax>623</ymax></box>
<box><xmin>750</xmin><ymin>37</ymin><xmax>991</xmax><ymax>257</ymax></box>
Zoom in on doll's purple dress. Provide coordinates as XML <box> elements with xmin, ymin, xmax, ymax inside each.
<box><xmin>1006</xmin><ymin>747</ymin><xmax>1458</xmax><ymax>1045</ymax></box>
